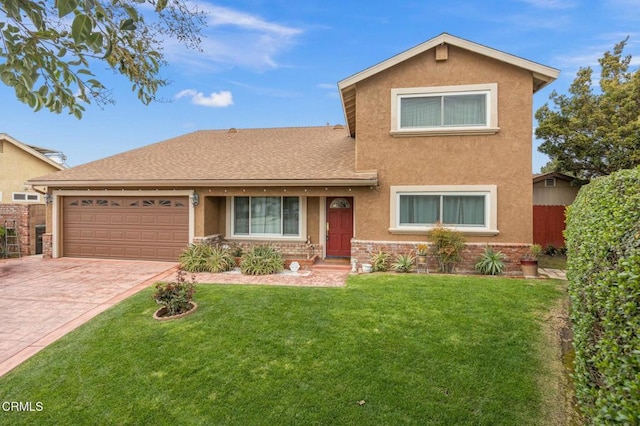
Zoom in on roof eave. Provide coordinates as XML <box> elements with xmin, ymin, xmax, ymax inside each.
<box><xmin>337</xmin><ymin>33</ymin><xmax>560</xmax><ymax>136</ymax></box>
<box><xmin>27</xmin><ymin>177</ymin><xmax>380</xmax><ymax>188</ymax></box>
<box><xmin>0</xmin><ymin>133</ymin><xmax>66</xmax><ymax>171</ymax></box>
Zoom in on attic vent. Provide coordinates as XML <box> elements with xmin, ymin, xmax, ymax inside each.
<box><xmin>227</xmin><ymin>128</ymin><xmax>238</xmax><ymax>134</ymax></box>
<box><xmin>436</xmin><ymin>43</ymin><xmax>448</xmax><ymax>61</ymax></box>
<box><xmin>333</xmin><ymin>124</ymin><xmax>344</xmax><ymax>130</ymax></box>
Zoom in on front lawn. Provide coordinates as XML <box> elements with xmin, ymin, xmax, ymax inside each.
<box><xmin>0</xmin><ymin>274</ymin><xmax>566</xmax><ymax>425</ymax></box>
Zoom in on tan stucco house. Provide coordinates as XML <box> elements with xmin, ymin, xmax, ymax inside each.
<box><xmin>1</xmin><ymin>133</ymin><xmax>66</xmax><ymax>255</ymax></box>
<box><xmin>0</xmin><ymin>133</ymin><xmax>65</xmax><ymax>204</ymax></box>
<box><xmin>29</xmin><ymin>33</ymin><xmax>559</xmax><ymax>271</ymax></box>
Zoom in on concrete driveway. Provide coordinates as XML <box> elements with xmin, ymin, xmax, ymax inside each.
<box><xmin>0</xmin><ymin>256</ymin><xmax>176</xmax><ymax>377</ymax></box>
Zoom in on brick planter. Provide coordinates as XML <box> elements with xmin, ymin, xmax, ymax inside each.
<box><xmin>351</xmin><ymin>239</ymin><xmax>532</xmax><ymax>275</ymax></box>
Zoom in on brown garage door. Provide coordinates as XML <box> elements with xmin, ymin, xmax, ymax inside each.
<box><xmin>63</xmin><ymin>196</ymin><xmax>189</xmax><ymax>261</ymax></box>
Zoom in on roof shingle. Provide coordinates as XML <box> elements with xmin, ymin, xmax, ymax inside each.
<box><xmin>30</xmin><ymin>126</ymin><xmax>377</xmax><ymax>186</ymax></box>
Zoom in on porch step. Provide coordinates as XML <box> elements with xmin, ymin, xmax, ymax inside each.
<box><xmin>312</xmin><ymin>259</ymin><xmax>352</xmax><ymax>272</ymax></box>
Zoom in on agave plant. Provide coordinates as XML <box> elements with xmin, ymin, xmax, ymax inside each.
<box><xmin>392</xmin><ymin>253</ymin><xmax>415</xmax><ymax>273</ymax></box>
<box><xmin>475</xmin><ymin>246</ymin><xmax>506</xmax><ymax>276</ymax></box>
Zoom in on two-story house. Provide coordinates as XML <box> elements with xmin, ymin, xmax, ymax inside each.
<box><xmin>30</xmin><ymin>33</ymin><xmax>558</xmax><ymax>271</ymax></box>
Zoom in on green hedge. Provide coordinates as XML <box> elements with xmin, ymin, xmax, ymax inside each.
<box><xmin>565</xmin><ymin>166</ymin><xmax>640</xmax><ymax>424</ymax></box>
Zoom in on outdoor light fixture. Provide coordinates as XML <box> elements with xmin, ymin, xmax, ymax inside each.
<box><xmin>191</xmin><ymin>192</ymin><xmax>199</xmax><ymax>207</ymax></box>
<box><xmin>44</xmin><ymin>194</ymin><xmax>53</xmax><ymax>204</ymax></box>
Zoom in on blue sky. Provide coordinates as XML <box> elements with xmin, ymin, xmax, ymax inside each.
<box><xmin>1</xmin><ymin>0</ymin><xmax>639</xmax><ymax>171</ymax></box>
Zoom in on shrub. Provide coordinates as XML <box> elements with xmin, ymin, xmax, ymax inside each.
<box><xmin>392</xmin><ymin>253</ymin><xmax>415</xmax><ymax>273</ymax></box>
<box><xmin>544</xmin><ymin>244</ymin><xmax>559</xmax><ymax>256</ymax></box>
<box><xmin>564</xmin><ymin>166</ymin><xmax>640</xmax><ymax>423</ymax></box>
<box><xmin>240</xmin><ymin>245</ymin><xmax>284</xmax><ymax>275</ymax></box>
<box><xmin>206</xmin><ymin>245</ymin><xmax>236</xmax><ymax>273</ymax></box>
<box><xmin>179</xmin><ymin>243</ymin><xmax>214</xmax><ymax>272</ymax></box>
<box><xmin>370</xmin><ymin>250</ymin><xmax>391</xmax><ymax>272</ymax></box>
<box><xmin>474</xmin><ymin>246</ymin><xmax>506</xmax><ymax>276</ymax></box>
<box><xmin>153</xmin><ymin>270</ymin><xmax>196</xmax><ymax>316</ymax></box>
<box><xmin>427</xmin><ymin>223</ymin><xmax>465</xmax><ymax>273</ymax></box>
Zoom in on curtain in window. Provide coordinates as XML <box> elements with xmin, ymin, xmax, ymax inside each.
<box><xmin>399</xmin><ymin>195</ymin><xmax>440</xmax><ymax>224</ymax></box>
<box><xmin>442</xmin><ymin>196</ymin><xmax>485</xmax><ymax>225</ymax></box>
<box><xmin>283</xmin><ymin>197</ymin><xmax>299</xmax><ymax>235</ymax></box>
<box><xmin>400</xmin><ymin>97</ymin><xmax>441</xmax><ymax>128</ymax></box>
<box><xmin>234</xmin><ymin>197</ymin><xmax>250</xmax><ymax>234</ymax></box>
<box><xmin>443</xmin><ymin>94</ymin><xmax>486</xmax><ymax>126</ymax></box>
<box><xmin>251</xmin><ymin>197</ymin><xmax>281</xmax><ymax>234</ymax></box>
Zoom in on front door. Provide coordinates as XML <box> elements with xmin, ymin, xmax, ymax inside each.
<box><xmin>326</xmin><ymin>197</ymin><xmax>353</xmax><ymax>257</ymax></box>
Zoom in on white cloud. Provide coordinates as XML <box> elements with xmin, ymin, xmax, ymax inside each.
<box><xmin>201</xmin><ymin>4</ymin><xmax>302</xmax><ymax>37</ymax></box>
<box><xmin>164</xmin><ymin>3</ymin><xmax>304</xmax><ymax>71</ymax></box>
<box><xmin>175</xmin><ymin>89</ymin><xmax>233</xmax><ymax>107</ymax></box>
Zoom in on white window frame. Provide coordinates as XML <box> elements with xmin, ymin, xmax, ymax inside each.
<box><xmin>226</xmin><ymin>196</ymin><xmax>307</xmax><ymax>241</ymax></box>
<box><xmin>389</xmin><ymin>185</ymin><xmax>499</xmax><ymax>236</ymax></box>
<box><xmin>390</xmin><ymin>83</ymin><xmax>499</xmax><ymax>137</ymax></box>
<box><xmin>12</xmin><ymin>192</ymin><xmax>40</xmax><ymax>202</ymax></box>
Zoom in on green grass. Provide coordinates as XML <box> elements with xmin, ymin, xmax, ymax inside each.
<box><xmin>0</xmin><ymin>274</ymin><xmax>565</xmax><ymax>425</ymax></box>
<box><xmin>538</xmin><ymin>254</ymin><xmax>568</xmax><ymax>270</ymax></box>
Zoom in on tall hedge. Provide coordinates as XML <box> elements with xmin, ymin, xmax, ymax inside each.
<box><xmin>564</xmin><ymin>166</ymin><xmax>640</xmax><ymax>424</ymax></box>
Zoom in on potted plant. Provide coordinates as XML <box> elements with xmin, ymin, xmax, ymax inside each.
<box><xmin>521</xmin><ymin>244</ymin><xmax>542</xmax><ymax>278</ymax></box>
<box><xmin>416</xmin><ymin>243</ymin><xmax>429</xmax><ymax>264</ymax></box>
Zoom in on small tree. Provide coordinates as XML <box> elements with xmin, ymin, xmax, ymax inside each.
<box><xmin>427</xmin><ymin>223</ymin><xmax>465</xmax><ymax>273</ymax></box>
<box><xmin>535</xmin><ymin>37</ymin><xmax>640</xmax><ymax>180</ymax></box>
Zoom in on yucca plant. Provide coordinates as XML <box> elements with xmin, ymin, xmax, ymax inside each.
<box><xmin>370</xmin><ymin>250</ymin><xmax>391</xmax><ymax>272</ymax></box>
<box><xmin>179</xmin><ymin>242</ymin><xmax>214</xmax><ymax>272</ymax></box>
<box><xmin>206</xmin><ymin>245</ymin><xmax>237</xmax><ymax>272</ymax></box>
<box><xmin>475</xmin><ymin>246</ymin><xmax>506</xmax><ymax>276</ymax></box>
<box><xmin>240</xmin><ymin>245</ymin><xmax>284</xmax><ymax>275</ymax></box>
<box><xmin>392</xmin><ymin>253</ymin><xmax>415</xmax><ymax>273</ymax></box>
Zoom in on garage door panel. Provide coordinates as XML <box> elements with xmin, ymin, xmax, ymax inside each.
<box><xmin>63</xmin><ymin>196</ymin><xmax>189</xmax><ymax>261</ymax></box>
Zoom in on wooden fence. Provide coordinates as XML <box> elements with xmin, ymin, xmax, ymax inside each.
<box><xmin>533</xmin><ymin>205</ymin><xmax>567</xmax><ymax>249</ymax></box>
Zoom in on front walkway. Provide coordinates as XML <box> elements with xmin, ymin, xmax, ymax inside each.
<box><xmin>539</xmin><ymin>268</ymin><xmax>567</xmax><ymax>280</ymax></box>
<box><xmin>0</xmin><ymin>256</ymin><xmax>177</xmax><ymax>377</ymax></box>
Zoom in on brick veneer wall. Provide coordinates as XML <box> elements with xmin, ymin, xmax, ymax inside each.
<box><xmin>0</xmin><ymin>203</ymin><xmax>44</xmax><ymax>257</ymax></box>
<box><xmin>351</xmin><ymin>239</ymin><xmax>532</xmax><ymax>275</ymax></box>
<box><xmin>193</xmin><ymin>235</ymin><xmax>323</xmax><ymax>259</ymax></box>
<box><xmin>43</xmin><ymin>233</ymin><xmax>53</xmax><ymax>259</ymax></box>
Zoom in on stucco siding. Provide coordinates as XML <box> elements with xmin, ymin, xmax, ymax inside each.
<box><xmin>352</xmin><ymin>45</ymin><xmax>534</xmax><ymax>243</ymax></box>
<box><xmin>0</xmin><ymin>141</ymin><xmax>61</xmax><ymax>203</ymax></box>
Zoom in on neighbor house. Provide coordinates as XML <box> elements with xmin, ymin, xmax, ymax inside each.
<box><xmin>533</xmin><ymin>172</ymin><xmax>580</xmax><ymax>249</ymax></box>
<box><xmin>1</xmin><ymin>133</ymin><xmax>66</xmax><ymax>255</ymax></box>
<box><xmin>29</xmin><ymin>33</ymin><xmax>559</xmax><ymax>272</ymax></box>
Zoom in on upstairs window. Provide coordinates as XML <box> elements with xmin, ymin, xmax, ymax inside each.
<box><xmin>391</xmin><ymin>83</ymin><xmax>498</xmax><ymax>136</ymax></box>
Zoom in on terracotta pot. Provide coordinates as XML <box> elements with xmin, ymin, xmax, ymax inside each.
<box><xmin>153</xmin><ymin>302</ymin><xmax>198</xmax><ymax>321</ymax></box>
<box><xmin>520</xmin><ymin>259</ymin><xmax>539</xmax><ymax>278</ymax></box>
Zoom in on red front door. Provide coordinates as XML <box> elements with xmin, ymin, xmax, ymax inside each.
<box><xmin>326</xmin><ymin>197</ymin><xmax>353</xmax><ymax>257</ymax></box>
